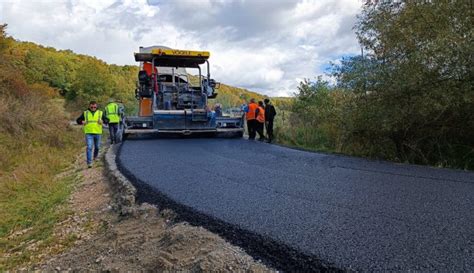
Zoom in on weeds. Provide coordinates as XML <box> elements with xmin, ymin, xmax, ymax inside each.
<box><xmin>0</xmin><ymin>92</ymin><xmax>83</xmax><ymax>269</ymax></box>
<box><xmin>0</xmin><ymin>24</ymin><xmax>98</xmax><ymax>270</ymax></box>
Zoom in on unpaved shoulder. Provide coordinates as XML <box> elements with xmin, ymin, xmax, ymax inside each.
<box><xmin>33</xmin><ymin>147</ymin><xmax>272</xmax><ymax>272</ymax></box>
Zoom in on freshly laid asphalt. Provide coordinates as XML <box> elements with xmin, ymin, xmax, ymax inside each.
<box><xmin>118</xmin><ymin>138</ymin><xmax>474</xmax><ymax>271</ymax></box>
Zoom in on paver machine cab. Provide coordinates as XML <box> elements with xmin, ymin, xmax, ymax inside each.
<box><xmin>124</xmin><ymin>46</ymin><xmax>244</xmax><ymax>137</ymax></box>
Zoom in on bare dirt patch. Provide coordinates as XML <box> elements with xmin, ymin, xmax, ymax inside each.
<box><xmin>32</xmin><ymin>148</ymin><xmax>272</xmax><ymax>272</ymax></box>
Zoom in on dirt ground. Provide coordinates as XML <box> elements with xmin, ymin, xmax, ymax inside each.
<box><xmin>30</xmin><ymin>148</ymin><xmax>273</xmax><ymax>272</ymax></box>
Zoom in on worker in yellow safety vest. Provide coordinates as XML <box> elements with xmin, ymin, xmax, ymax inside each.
<box><xmin>105</xmin><ymin>99</ymin><xmax>122</xmax><ymax>144</ymax></box>
<box><xmin>76</xmin><ymin>101</ymin><xmax>108</xmax><ymax>168</ymax></box>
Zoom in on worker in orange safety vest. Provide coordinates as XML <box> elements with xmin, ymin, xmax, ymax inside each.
<box><xmin>256</xmin><ymin>101</ymin><xmax>266</xmax><ymax>141</ymax></box>
<box><xmin>245</xmin><ymin>98</ymin><xmax>258</xmax><ymax>140</ymax></box>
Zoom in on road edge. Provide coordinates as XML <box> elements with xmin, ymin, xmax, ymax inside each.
<box><xmin>115</xmin><ymin>142</ymin><xmax>344</xmax><ymax>272</ymax></box>
<box><xmin>104</xmin><ymin>144</ymin><xmax>137</xmax><ymax>216</ymax></box>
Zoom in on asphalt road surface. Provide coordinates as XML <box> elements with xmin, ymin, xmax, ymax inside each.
<box><xmin>118</xmin><ymin>138</ymin><xmax>474</xmax><ymax>271</ymax></box>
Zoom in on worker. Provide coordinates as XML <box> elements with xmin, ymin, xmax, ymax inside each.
<box><xmin>256</xmin><ymin>101</ymin><xmax>266</xmax><ymax>141</ymax></box>
<box><xmin>76</xmin><ymin>101</ymin><xmax>108</xmax><ymax>168</ymax></box>
<box><xmin>240</xmin><ymin>99</ymin><xmax>248</xmax><ymax>119</ymax></box>
<box><xmin>264</xmin><ymin>98</ymin><xmax>277</xmax><ymax>143</ymax></box>
<box><xmin>105</xmin><ymin>98</ymin><xmax>121</xmax><ymax>144</ymax></box>
<box><xmin>245</xmin><ymin>98</ymin><xmax>258</xmax><ymax>140</ymax></box>
<box><xmin>214</xmin><ymin>103</ymin><xmax>223</xmax><ymax>117</ymax></box>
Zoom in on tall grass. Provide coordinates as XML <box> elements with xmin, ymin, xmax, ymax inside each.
<box><xmin>0</xmin><ymin>70</ymin><xmax>83</xmax><ymax>269</ymax></box>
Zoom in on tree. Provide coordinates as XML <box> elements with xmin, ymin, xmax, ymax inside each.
<box><xmin>0</xmin><ymin>24</ymin><xmax>9</xmax><ymax>54</ymax></box>
<box><xmin>289</xmin><ymin>77</ymin><xmax>349</xmax><ymax>152</ymax></box>
<box><xmin>334</xmin><ymin>1</ymin><xmax>474</xmax><ymax>168</ymax></box>
<box><xmin>71</xmin><ymin>60</ymin><xmax>114</xmax><ymax>104</ymax></box>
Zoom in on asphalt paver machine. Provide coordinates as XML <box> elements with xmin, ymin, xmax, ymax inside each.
<box><xmin>124</xmin><ymin>46</ymin><xmax>244</xmax><ymax>138</ymax></box>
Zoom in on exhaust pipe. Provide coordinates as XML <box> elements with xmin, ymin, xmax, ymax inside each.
<box><xmin>183</xmin><ymin>130</ymin><xmax>192</xmax><ymax>136</ymax></box>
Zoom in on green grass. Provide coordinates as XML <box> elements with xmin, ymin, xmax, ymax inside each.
<box><xmin>0</xmin><ymin>29</ymin><xmax>107</xmax><ymax>269</ymax></box>
<box><xmin>0</xmin><ymin>125</ymin><xmax>83</xmax><ymax>270</ymax></box>
<box><xmin>272</xmin><ymin>109</ymin><xmax>340</xmax><ymax>155</ymax></box>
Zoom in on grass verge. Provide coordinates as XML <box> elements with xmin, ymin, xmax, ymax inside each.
<box><xmin>0</xmin><ymin>122</ymin><xmax>83</xmax><ymax>270</ymax></box>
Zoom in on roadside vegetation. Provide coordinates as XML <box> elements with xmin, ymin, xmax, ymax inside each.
<box><xmin>0</xmin><ymin>24</ymin><xmax>85</xmax><ymax>270</ymax></box>
<box><xmin>276</xmin><ymin>2</ymin><xmax>473</xmax><ymax>170</ymax></box>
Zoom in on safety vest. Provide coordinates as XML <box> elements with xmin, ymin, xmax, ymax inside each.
<box><xmin>83</xmin><ymin>110</ymin><xmax>103</xmax><ymax>134</ymax></box>
<box><xmin>105</xmin><ymin>102</ymin><xmax>120</xmax><ymax>123</ymax></box>
<box><xmin>256</xmin><ymin>106</ymin><xmax>265</xmax><ymax>123</ymax></box>
<box><xmin>246</xmin><ymin>102</ymin><xmax>258</xmax><ymax>120</ymax></box>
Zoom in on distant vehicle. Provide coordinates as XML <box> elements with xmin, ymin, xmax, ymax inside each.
<box><xmin>123</xmin><ymin>46</ymin><xmax>244</xmax><ymax>138</ymax></box>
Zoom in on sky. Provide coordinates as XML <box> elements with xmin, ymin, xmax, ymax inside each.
<box><xmin>0</xmin><ymin>0</ymin><xmax>363</xmax><ymax>96</ymax></box>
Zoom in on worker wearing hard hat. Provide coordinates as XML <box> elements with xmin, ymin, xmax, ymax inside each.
<box><xmin>76</xmin><ymin>101</ymin><xmax>108</xmax><ymax>168</ymax></box>
<box><xmin>256</xmin><ymin>101</ymin><xmax>266</xmax><ymax>141</ymax></box>
<box><xmin>105</xmin><ymin>98</ymin><xmax>122</xmax><ymax>144</ymax></box>
<box><xmin>245</xmin><ymin>98</ymin><xmax>258</xmax><ymax>140</ymax></box>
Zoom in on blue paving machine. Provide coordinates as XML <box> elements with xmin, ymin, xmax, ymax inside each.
<box><xmin>124</xmin><ymin>46</ymin><xmax>244</xmax><ymax>138</ymax></box>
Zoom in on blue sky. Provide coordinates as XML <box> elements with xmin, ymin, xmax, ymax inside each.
<box><xmin>0</xmin><ymin>0</ymin><xmax>362</xmax><ymax>96</ymax></box>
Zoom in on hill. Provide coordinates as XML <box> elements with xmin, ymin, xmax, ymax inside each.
<box><xmin>211</xmin><ymin>83</ymin><xmax>293</xmax><ymax>110</ymax></box>
<box><xmin>4</xmin><ymin>38</ymin><xmax>138</xmax><ymax>114</ymax></box>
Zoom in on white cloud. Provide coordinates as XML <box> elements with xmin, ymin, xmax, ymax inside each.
<box><xmin>0</xmin><ymin>0</ymin><xmax>362</xmax><ymax>96</ymax></box>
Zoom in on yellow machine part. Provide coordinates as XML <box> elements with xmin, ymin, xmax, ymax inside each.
<box><xmin>150</xmin><ymin>48</ymin><xmax>210</xmax><ymax>58</ymax></box>
<box><xmin>139</xmin><ymin>97</ymin><xmax>153</xmax><ymax>117</ymax></box>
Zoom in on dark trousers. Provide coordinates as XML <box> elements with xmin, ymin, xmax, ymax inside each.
<box><xmin>108</xmin><ymin>123</ymin><xmax>118</xmax><ymax>143</ymax></box>
<box><xmin>257</xmin><ymin>121</ymin><xmax>265</xmax><ymax>140</ymax></box>
<box><xmin>265</xmin><ymin>119</ymin><xmax>274</xmax><ymax>142</ymax></box>
<box><xmin>247</xmin><ymin>119</ymin><xmax>257</xmax><ymax>140</ymax></box>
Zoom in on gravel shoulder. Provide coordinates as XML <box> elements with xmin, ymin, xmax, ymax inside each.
<box><xmin>31</xmin><ymin>145</ymin><xmax>272</xmax><ymax>272</ymax></box>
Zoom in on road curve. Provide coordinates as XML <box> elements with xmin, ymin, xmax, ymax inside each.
<box><xmin>118</xmin><ymin>138</ymin><xmax>474</xmax><ymax>271</ymax></box>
